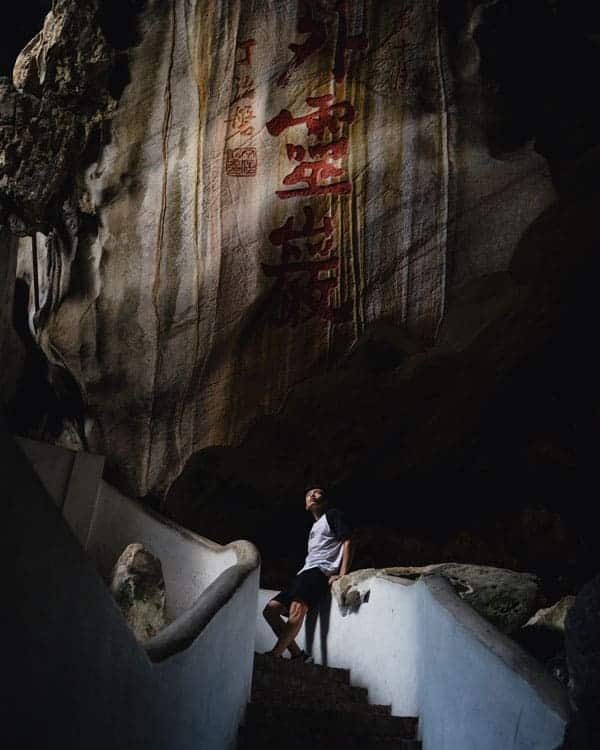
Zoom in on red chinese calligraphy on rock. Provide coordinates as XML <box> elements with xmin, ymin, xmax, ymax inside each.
<box><xmin>225</xmin><ymin>39</ymin><xmax>258</xmax><ymax>173</ymax></box>
<box><xmin>262</xmin><ymin>257</ymin><xmax>339</xmax><ymax>326</ymax></box>
<box><xmin>333</xmin><ymin>0</ymin><xmax>368</xmax><ymax>84</ymax></box>
<box><xmin>277</xmin><ymin>0</ymin><xmax>368</xmax><ymax>87</ymax></box>
<box><xmin>237</xmin><ymin>39</ymin><xmax>257</xmax><ymax>66</ymax></box>
<box><xmin>277</xmin><ymin>1</ymin><xmax>327</xmax><ymax>87</ymax></box>
<box><xmin>269</xmin><ymin>206</ymin><xmax>335</xmax><ymax>261</ymax></box>
<box><xmin>277</xmin><ymin>137</ymin><xmax>351</xmax><ymax>199</ymax></box>
<box><xmin>226</xmin><ymin>105</ymin><xmax>256</xmax><ymax>140</ymax></box>
<box><xmin>267</xmin><ymin>95</ymin><xmax>355</xmax><ymax>139</ymax></box>
<box><xmin>231</xmin><ymin>73</ymin><xmax>255</xmax><ymax>104</ymax></box>
<box><xmin>263</xmin><ymin>208</ymin><xmax>340</xmax><ymax>326</ymax></box>
<box><xmin>226</xmin><ymin>147</ymin><xmax>257</xmax><ymax>176</ymax></box>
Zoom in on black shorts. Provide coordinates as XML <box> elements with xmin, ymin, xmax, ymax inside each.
<box><xmin>272</xmin><ymin>567</ymin><xmax>329</xmax><ymax>613</ymax></box>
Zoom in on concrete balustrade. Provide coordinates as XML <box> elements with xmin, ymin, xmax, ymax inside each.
<box><xmin>10</xmin><ymin>432</ymin><xmax>259</xmax><ymax>750</ymax></box>
<box><xmin>12</xmin><ymin>431</ymin><xmax>569</xmax><ymax>749</ymax></box>
<box><xmin>88</xmin><ymin>481</ymin><xmax>239</xmax><ymax>620</ymax></box>
<box><xmin>256</xmin><ymin>572</ymin><xmax>569</xmax><ymax>749</ymax></box>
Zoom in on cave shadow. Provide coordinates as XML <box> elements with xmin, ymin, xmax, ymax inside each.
<box><xmin>305</xmin><ymin>593</ymin><xmax>332</xmax><ymax>666</ymax></box>
<box><xmin>7</xmin><ymin>277</ymin><xmax>87</xmax><ymax>443</ymax></box>
<box><xmin>0</xmin><ymin>2</ymin><xmax>51</xmax><ymax>77</ymax></box>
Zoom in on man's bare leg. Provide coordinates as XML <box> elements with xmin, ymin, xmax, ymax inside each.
<box><xmin>263</xmin><ymin>599</ymin><xmax>302</xmax><ymax>657</ymax></box>
<box><xmin>270</xmin><ymin>600</ymin><xmax>308</xmax><ymax>657</ymax></box>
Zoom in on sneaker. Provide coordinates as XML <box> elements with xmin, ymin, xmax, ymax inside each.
<box><xmin>262</xmin><ymin>650</ymin><xmax>283</xmax><ymax>660</ymax></box>
<box><xmin>290</xmin><ymin>649</ymin><xmax>313</xmax><ymax>664</ymax></box>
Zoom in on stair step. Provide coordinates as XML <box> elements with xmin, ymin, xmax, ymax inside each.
<box><xmin>363</xmin><ymin>742</ymin><xmax>422</xmax><ymax>750</ymax></box>
<box><xmin>253</xmin><ymin>653</ymin><xmax>350</xmax><ymax>684</ymax></box>
<box><xmin>239</xmin><ymin>723</ymin><xmax>422</xmax><ymax>750</ymax></box>
<box><xmin>246</xmin><ymin>653</ymin><xmax>420</xmax><ymax>750</ymax></box>
<box><xmin>253</xmin><ymin>663</ymin><xmax>363</xmax><ymax>690</ymax></box>
<box><xmin>252</xmin><ymin>671</ymin><xmax>370</xmax><ymax>704</ymax></box>
<box><xmin>250</xmin><ymin>690</ymin><xmax>391</xmax><ymax>715</ymax></box>
<box><xmin>245</xmin><ymin>704</ymin><xmax>418</xmax><ymax>739</ymax></box>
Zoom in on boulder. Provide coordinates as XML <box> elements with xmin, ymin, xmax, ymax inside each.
<box><xmin>110</xmin><ymin>543</ymin><xmax>167</xmax><ymax>644</ymax></box>
<box><xmin>332</xmin><ymin>569</ymin><xmax>377</xmax><ymax>612</ymax></box>
<box><xmin>525</xmin><ymin>596</ymin><xmax>576</xmax><ymax>632</ymax></box>
<box><xmin>386</xmin><ymin>564</ymin><xmax>544</xmax><ymax>634</ymax></box>
<box><xmin>515</xmin><ymin>596</ymin><xmax>576</xmax><ymax>670</ymax></box>
<box><xmin>0</xmin><ymin>0</ymin><xmax>116</xmax><ymax>227</ymax></box>
<box><xmin>335</xmin><ymin>563</ymin><xmax>544</xmax><ymax>634</ymax></box>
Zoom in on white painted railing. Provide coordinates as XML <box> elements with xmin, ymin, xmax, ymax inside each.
<box><xmin>256</xmin><ymin>572</ymin><xmax>569</xmax><ymax>750</ymax></box>
<box><xmin>15</xmin><ymin>435</ymin><xmax>260</xmax><ymax>750</ymax></box>
<box><xmin>88</xmin><ymin>481</ymin><xmax>239</xmax><ymax>620</ymax></box>
<box><xmin>89</xmin><ymin>480</ymin><xmax>260</xmax><ymax>749</ymax></box>
<box><xmin>15</xmin><ymin>433</ymin><xmax>569</xmax><ymax>748</ymax></box>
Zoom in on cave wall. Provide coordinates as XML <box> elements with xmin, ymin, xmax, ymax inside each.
<box><xmin>2</xmin><ymin>0</ymin><xmax>600</xmax><ymax>587</ymax></box>
<box><xmin>2</xmin><ymin>0</ymin><xmax>556</xmax><ymax>500</ymax></box>
<box><xmin>0</xmin><ymin>2</ymin><xmax>52</xmax><ymax>77</ymax></box>
<box><xmin>0</xmin><ymin>227</ymin><xmax>23</xmax><ymax>402</ymax></box>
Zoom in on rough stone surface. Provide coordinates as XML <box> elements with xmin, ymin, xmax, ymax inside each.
<box><xmin>0</xmin><ymin>0</ymin><xmax>118</xmax><ymax>427</ymax></box>
<box><xmin>336</xmin><ymin>564</ymin><xmax>544</xmax><ymax>634</ymax></box>
<box><xmin>2</xmin><ymin>0</ymin><xmax>558</xmax><ymax>501</ymax></box>
<box><xmin>563</xmin><ymin>574</ymin><xmax>600</xmax><ymax>749</ymax></box>
<box><xmin>110</xmin><ymin>542</ymin><xmax>167</xmax><ymax>643</ymax></box>
<box><xmin>331</xmin><ymin>568</ymin><xmax>376</xmax><ymax>611</ymax></box>
<box><xmin>0</xmin><ymin>0</ymin><xmax>144</xmax><ymax>435</ymax></box>
<box><xmin>525</xmin><ymin>596</ymin><xmax>576</xmax><ymax>633</ymax></box>
<box><xmin>546</xmin><ymin>653</ymin><xmax>569</xmax><ymax>689</ymax></box>
<box><xmin>0</xmin><ymin>1</ymin><xmax>115</xmax><ymax>228</ymax></box>
<box><xmin>0</xmin><ymin>3</ymin><xmax>51</xmax><ymax>77</ymax></box>
<box><xmin>515</xmin><ymin>596</ymin><xmax>575</xmax><ymax>679</ymax></box>
<box><xmin>0</xmin><ymin>226</ymin><xmax>24</xmax><ymax>401</ymax></box>
<box><xmin>1</xmin><ymin>2</ymin><xmax>600</xmax><ymax>601</ymax></box>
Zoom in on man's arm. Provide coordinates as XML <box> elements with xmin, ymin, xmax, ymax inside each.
<box><xmin>329</xmin><ymin>538</ymin><xmax>352</xmax><ymax>586</ymax></box>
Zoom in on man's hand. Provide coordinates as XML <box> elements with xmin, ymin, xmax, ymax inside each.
<box><xmin>329</xmin><ymin>540</ymin><xmax>352</xmax><ymax>587</ymax></box>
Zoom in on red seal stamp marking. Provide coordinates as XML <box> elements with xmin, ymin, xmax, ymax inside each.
<box><xmin>226</xmin><ymin>147</ymin><xmax>257</xmax><ymax>177</ymax></box>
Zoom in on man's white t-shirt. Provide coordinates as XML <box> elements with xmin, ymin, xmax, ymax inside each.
<box><xmin>298</xmin><ymin>508</ymin><xmax>352</xmax><ymax>576</ymax></box>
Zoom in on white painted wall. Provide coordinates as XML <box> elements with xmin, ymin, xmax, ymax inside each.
<box><xmin>256</xmin><ymin>573</ymin><xmax>569</xmax><ymax>750</ymax></box>
<box><xmin>85</xmin><ymin>481</ymin><xmax>259</xmax><ymax>749</ymax></box>
<box><xmin>156</xmin><ymin>565</ymin><xmax>259</xmax><ymax>750</ymax></box>
<box><xmin>417</xmin><ymin>578</ymin><xmax>567</xmax><ymax>750</ymax></box>
<box><xmin>16</xmin><ymin>436</ymin><xmax>260</xmax><ymax>750</ymax></box>
<box><xmin>16</xmin><ymin>435</ymin><xmax>76</xmax><ymax>509</ymax></box>
<box><xmin>257</xmin><ymin>576</ymin><xmax>420</xmax><ymax>714</ymax></box>
<box><xmin>88</xmin><ymin>481</ymin><xmax>237</xmax><ymax>619</ymax></box>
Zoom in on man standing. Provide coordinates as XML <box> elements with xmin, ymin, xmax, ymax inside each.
<box><xmin>263</xmin><ymin>487</ymin><xmax>352</xmax><ymax>659</ymax></box>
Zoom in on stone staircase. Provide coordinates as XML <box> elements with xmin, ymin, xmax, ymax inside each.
<box><xmin>239</xmin><ymin>653</ymin><xmax>422</xmax><ymax>749</ymax></box>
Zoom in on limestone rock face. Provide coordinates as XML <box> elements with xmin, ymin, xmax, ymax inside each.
<box><xmin>0</xmin><ymin>227</ymin><xmax>23</xmax><ymax>401</ymax></box>
<box><xmin>2</xmin><ymin>0</ymin><xmax>557</xmax><ymax>501</ymax></box>
<box><xmin>383</xmin><ymin>563</ymin><xmax>544</xmax><ymax>634</ymax></box>
<box><xmin>0</xmin><ymin>0</ymin><xmax>145</xmax><ymax>448</ymax></box>
<box><xmin>0</xmin><ymin>1</ymin><xmax>115</xmax><ymax>227</ymax></box>
<box><xmin>110</xmin><ymin>543</ymin><xmax>167</xmax><ymax>643</ymax></box>
<box><xmin>2</xmin><ymin>3</ymin><xmax>600</xmax><ymax>608</ymax></box>
<box><xmin>0</xmin><ymin>4</ymin><xmax>51</xmax><ymax>77</ymax></box>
